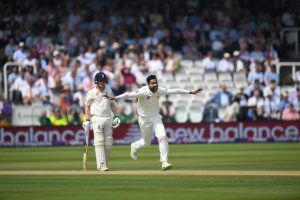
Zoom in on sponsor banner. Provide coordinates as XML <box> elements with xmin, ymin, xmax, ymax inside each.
<box><xmin>0</xmin><ymin>121</ymin><xmax>299</xmax><ymax>146</ymax></box>
<box><xmin>165</xmin><ymin>121</ymin><xmax>300</xmax><ymax>144</ymax></box>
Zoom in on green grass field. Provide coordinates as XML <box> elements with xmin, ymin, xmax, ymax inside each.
<box><xmin>0</xmin><ymin>143</ymin><xmax>300</xmax><ymax>200</ymax></box>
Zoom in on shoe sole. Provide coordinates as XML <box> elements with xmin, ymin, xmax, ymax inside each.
<box><xmin>97</xmin><ymin>168</ymin><xmax>109</xmax><ymax>171</ymax></box>
<box><xmin>162</xmin><ymin>165</ymin><xmax>172</xmax><ymax>171</ymax></box>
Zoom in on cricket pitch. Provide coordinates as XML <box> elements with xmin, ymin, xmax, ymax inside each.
<box><xmin>0</xmin><ymin>170</ymin><xmax>300</xmax><ymax>176</ymax></box>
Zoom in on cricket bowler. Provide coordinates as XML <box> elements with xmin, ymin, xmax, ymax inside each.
<box><xmin>109</xmin><ymin>74</ymin><xmax>202</xmax><ymax>170</ymax></box>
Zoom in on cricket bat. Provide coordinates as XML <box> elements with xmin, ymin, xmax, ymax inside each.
<box><xmin>83</xmin><ymin>126</ymin><xmax>90</xmax><ymax>171</ymax></box>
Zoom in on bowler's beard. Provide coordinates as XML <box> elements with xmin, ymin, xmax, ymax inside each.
<box><xmin>150</xmin><ymin>86</ymin><xmax>158</xmax><ymax>93</ymax></box>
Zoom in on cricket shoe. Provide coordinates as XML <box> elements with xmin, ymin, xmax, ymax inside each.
<box><xmin>97</xmin><ymin>166</ymin><xmax>109</xmax><ymax>172</ymax></box>
<box><xmin>161</xmin><ymin>162</ymin><xmax>172</xmax><ymax>171</ymax></box>
<box><xmin>130</xmin><ymin>143</ymin><xmax>138</xmax><ymax>160</ymax></box>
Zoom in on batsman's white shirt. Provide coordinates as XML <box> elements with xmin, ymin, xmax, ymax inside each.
<box><xmin>85</xmin><ymin>87</ymin><xmax>114</xmax><ymax>117</ymax></box>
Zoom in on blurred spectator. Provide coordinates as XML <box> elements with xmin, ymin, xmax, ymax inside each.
<box><xmin>73</xmin><ymin>84</ymin><xmax>85</xmax><ymax>107</ymax></box>
<box><xmin>294</xmin><ymin>69</ymin><xmax>300</xmax><ymax>87</ymax></box>
<box><xmin>282</xmin><ymin>9</ymin><xmax>295</xmax><ymax>27</ymax></box>
<box><xmin>25</xmin><ymin>65</ymin><xmax>37</xmax><ymax>81</ymax></box>
<box><xmin>22</xmin><ymin>77</ymin><xmax>39</xmax><ymax>105</ymax></box>
<box><xmin>264</xmin><ymin>65</ymin><xmax>279</xmax><ymax>85</ymax></box>
<box><xmin>45</xmin><ymin>59</ymin><xmax>59</xmax><ymax>78</ymax></box>
<box><xmin>61</xmin><ymin>59</ymin><xmax>80</xmax><ymax>92</ymax></box>
<box><xmin>68</xmin><ymin>98</ymin><xmax>84</xmax><ymax>125</ymax></box>
<box><xmin>281</xmin><ymin>103</ymin><xmax>300</xmax><ymax>121</ymax></box>
<box><xmin>121</xmin><ymin>67</ymin><xmax>137</xmax><ymax>87</ymax></box>
<box><xmin>130</xmin><ymin>58</ymin><xmax>146</xmax><ymax>86</ymax></box>
<box><xmin>211</xmin><ymin>35</ymin><xmax>224</xmax><ymax>58</ymax></box>
<box><xmin>38</xmin><ymin>110</ymin><xmax>52</xmax><ymax>126</ymax></box>
<box><xmin>156</xmin><ymin>44</ymin><xmax>166</xmax><ymax>60</ymax></box>
<box><xmin>49</xmin><ymin>108</ymin><xmax>68</xmax><ymax>126</ymax></box>
<box><xmin>147</xmin><ymin>53</ymin><xmax>164</xmax><ymax>76</ymax></box>
<box><xmin>52</xmin><ymin>50</ymin><xmax>63</xmax><ymax>67</ymax></box>
<box><xmin>216</xmin><ymin>53</ymin><xmax>234</xmax><ymax>73</ymax></box>
<box><xmin>263</xmin><ymin>80</ymin><xmax>281</xmax><ymax>101</ymax></box>
<box><xmin>294</xmin><ymin>88</ymin><xmax>300</xmax><ymax>112</ymax></box>
<box><xmin>81</xmin><ymin>64</ymin><xmax>93</xmax><ymax>92</ymax></box>
<box><xmin>8</xmin><ymin>66</ymin><xmax>19</xmax><ymax>87</ymax></box>
<box><xmin>278</xmin><ymin>91</ymin><xmax>293</xmax><ymax>113</ymax></box>
<box><xmin>232</xmin><ymin>51</ymin><xmax>245</xmax><ymax>72</ymax></box>
<box><xmin>247</xmin><ymin>89</ymin><xmax>264</xmax><ymax>121</ymax></box>
<box><xmin>236</xmin><ymin>88</ymin><xmax>249</xmax><ymax>121</ymax></box>
<box><xmin>59</xmin><ymin>85</ymin><xmax>72</xmax><ymax>113</ymax></box>
<box><xmin>23</xmin><ymin>51</ymin><xmax>37</xmax><ymax>67</ymax></box>
<box><xmin>248</xmin><ymin>62</ymin><xmax>264</xmax><ymax>85</ymax></box>
<box><xmin>250</xmin><ymin>43</ymin><xmax>265</xmax><ymax>63</ymax></box>
<box><xmin>222</xmin><ymin>95</ymin><xmax>241</xmax><ymax>122</ymax></box>
<box><xmin>202</xmin><ymin>102</ymin><xmax>219</xmax><ymax>123</ymax></box>
<box><xmin>238</xmin><ymin>44</ymin><xmax>251</xmax><ymax>68</ymax></box>
<box><xmin>202</xmin><ymin>51</ymin><xmax>215</xmax><ymax>73</ymax></box>
<box><xmin>182</xmin><ymin>38</ymin><xmax>198</xmax><ymax>59</ymax></box>
<box><xmin>11</xmin><ymin>68</ymin><xmax>27</xmax><ymax>104</ymax></box>
<box><xmin>84</xmin><ymin>45</ymin><xmax>96</xmax><ymax>65</ymax></box>
<box><xmin>34</xmin><ymin>70</ymin><xmax>56</xmax><ymax>103</ymax></box>
<box><xmin>5</xmin><ymin>38</ymin><xmax>17</xmax><ymax>60</ymax></box>
<box><xmin>164</xmin><ymin>50</ymin><xmax>179</xmax><ymax>75</ymax></box>
<box><xmin>13</xmin><ymin>42</ymin><xmax>27</xmax><ymax>63</ymax></box>
<box><xmin>67</xmin><ymin>110</ymin><xmax>82</xmax><ymax>125</ymax></box>
<box><xmin>264</xmin><ymin>43</ymin><xmax>279</xmax><ymax>65</ymax></box>
<box><xmin>142</xmin><ymin>43</ymin><xmax>151</xmax><ymax>62</ymax></box>
<box><xmin>111</xmin><ymin>42</ymin><xmax>123</xmax><ymax>61</ymax></box>
<box><xmin>210</xmin><ymin>84</ymin><xmax>234</xmax><ymax>109</ymax></box>
<box><xmin>96</xmin><ymin>40</ymin><xmax>108</xmax><ymax>67</ymax></box>
<box><xmin>262</xmin><ymin>90</ymin><xmax>280</xmax><ymax>120</ymax></box>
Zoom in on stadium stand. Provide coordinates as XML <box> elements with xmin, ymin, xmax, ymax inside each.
<box><xmin>0</xmin><ymin>0</ymin><xmax>300</xmax><ymax>126</ymax></box>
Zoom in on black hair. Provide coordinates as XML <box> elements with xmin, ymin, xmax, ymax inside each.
<box><xmin>146</xmin><ymin>75</ymin><xmax>157</xmax><ymax>84</ymax></box>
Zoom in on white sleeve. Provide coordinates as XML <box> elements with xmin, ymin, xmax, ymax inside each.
<box><xmin>167</xmin><ymin>88</ymin><xmax>189</xmax><ymax>95</ymax></box>
<box><xmin>115</xmin><ymin>90</ymin><xmax>145</xmax><ymax>100</ymax></box>
<box><xmin>85</xmin><ymin>91</ymin><xmax>94</xmax><ymax>106</ymax></box>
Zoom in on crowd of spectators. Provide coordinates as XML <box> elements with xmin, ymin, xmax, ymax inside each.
<box><xmin>0</xmin><ymin>0</ymin><xmax>300</xmax><ymax>126</ymax></box>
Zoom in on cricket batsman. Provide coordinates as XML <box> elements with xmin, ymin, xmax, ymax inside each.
<box><xmin>82</xmin><ymin>72</ymin><xmax>120</xmax><ymax>171</ymax></box>
<box><xmin>109</xmin><ymin>74</ymin><xmax>202</xmax><ymax>170</ymax></box>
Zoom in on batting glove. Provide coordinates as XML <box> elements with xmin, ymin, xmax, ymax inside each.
<box><xmin>82</xmin><ymin>119</ymin><xmax>91</xmax><ymax>131</ymax></box>
<box><xmin>112</xmin><ymin>116</ymin><xmax>121</xmax><ymax>129</ymax></box>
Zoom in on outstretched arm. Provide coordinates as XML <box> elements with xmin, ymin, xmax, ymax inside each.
<box><xmin>168</xmin><ymin>88</ymin><xmax>203</xmax><ymax>95</ymax></box>
<box><xmin>108</xmin><ymin>91</ymin><xmax>140</xmax><ymax>100</ymax></box>
<box><xmin>189</xmin><ymin>88</ymin><xmax>203</xmax><ymax>94</ymax></box>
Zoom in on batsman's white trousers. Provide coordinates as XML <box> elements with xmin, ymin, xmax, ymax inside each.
<box><xmin>91</xmin><ymin>116</ymin><xmax>113</xmax><ymax>169</ymax></box>
<box><xmin>133</xmin><ymin>114</ymin><xmax>169</xmax><ymax>163</ymax></box>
